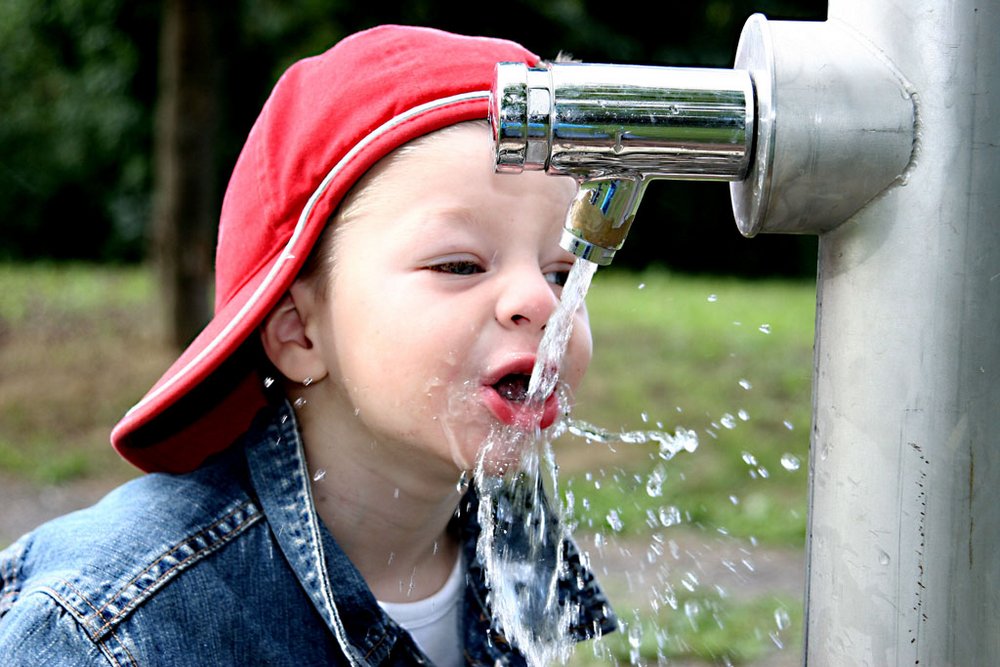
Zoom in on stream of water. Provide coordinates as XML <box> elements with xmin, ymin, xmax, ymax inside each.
<box><xmin>472</xmin><ymin>258</ymin><xmax>800</xmax><ymax>666</ymax></box>
<box><xmin>473</xmin><ymin>257</ymin><xmax>598</xmax><ymax>667</ymax></box>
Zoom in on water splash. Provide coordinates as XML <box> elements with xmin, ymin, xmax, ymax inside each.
<box><xmin>565</xmin><ymin>419</ymin><xmax>699</xmax><ymax>461</ymax></box>
<box><xmin>475</xmin><ymin>424</ymin><xmax>578</xmax><ymax>667</ymax></box>
<box><xmin>474</xmin><ymin>258</ymin><xmax>598</xmax><ymax>667</ymax></box>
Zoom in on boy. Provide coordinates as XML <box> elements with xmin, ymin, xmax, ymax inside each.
<box><xmin>0</xmin><ymin>25</ymin><xmax>614</xmax><ymax>666</ymax></box>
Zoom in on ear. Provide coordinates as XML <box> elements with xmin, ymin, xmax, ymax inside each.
<box><xmin>260</xmin><ymin>285</ymin><xmax>329</xmax><ymax>384</ymax></box>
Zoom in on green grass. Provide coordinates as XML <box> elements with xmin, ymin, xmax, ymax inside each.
<box><xmin>575</xmin><ymin>592</ymin><xmax>803</xmax><ymax>666</ymax></box>
<box><xmin>0</xmin><ymin>263</ymin><xmax>170</xmax><ymax>484</ymax></box>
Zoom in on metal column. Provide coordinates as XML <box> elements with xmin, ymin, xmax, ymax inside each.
<box><xmin>804</xmin><ymin>1</ymin><xmax>1000</xmax><ymax>663</ymax></box>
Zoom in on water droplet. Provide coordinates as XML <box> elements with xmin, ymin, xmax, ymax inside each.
<box><xmin>645</xmin><ymin>469</ymin><xmax>664</xmax><ymax>497</ymax></box>
<box><xmin>738</xmin><ymin>378</ymin><xmax>753</xmax><ymax>391</ymax></box>
<box><xmin>780</xmin><ymin>453</ymin><xmax>801</xmax><ymax>471</ymax></box>
<box><xmin>878</xmin><ymin>550</ymin><xmax>891</xmax><ymax>566</ymax></box>
<box><xmin>658</xmin><ymin>505</ymin><xmax>682</xmax><ymax>527</ymax></box>
<box><xmin>720</xmin><ymin>413</ymin><xmax>737</xmax><ymax>429</ymax></box>
<box><xmin>738</xmin><ymin>409</ymin><xmax>750</xmax><ymax>421</ymax></box>
<box><xmin>606</xmin><ymin>509</ymin><xmax>624</xmax><ymax>532</ymax></box>
<box><xmin>729</xmin><ymin>495</ymin><xmax>739</xmax><ymax>505</ymax></box>
<box><xmin>293</xmin><ymin>397</ymin><xmax>307</xmax><ymax>408</ymax></box>
<box><xmin>758</xmin><ymin>323</ymin><xmax>772</xmax><ymax>334</ymax></box>
<box><xmin>353</xmin><ymin>407</ymin><xmax>361</xmax><ymax>416</ymax></box>
<box><xmin>640</xmin><ymin>411</ymin><xmax>649</xmax><ymax>423</ymax></box>
<box><xmin>741</xmin><ymin>451</ymin><xmax>758</xmax><ymax>466</ymax></box>
<box><xmin>707</xmin><ymin>294</ymin><xmax>718</xmax><ymax>302</ymax></box>
<box><xmin>263</xmin><ymin>376</ymin><xmax>275</xmax><ymax>388</ymax></box>
<box><xmin>783</xmin><ymin>420</ymin><xmax>795</xmax><ymax>430</ymax></box>
<box><xmin>627</xmin><ymin>623</ymin><xmax>642</xmax><ymax>648</ymax></box>
<box><xmin>394</xmin><ymin>487</ymin><xmax>400</xmax><ymax>499</ymax></box>
<box><xmin>302</xmin><ymin>376</ymin><xmax>314</xmax><ymax>387</ymax></box>
<box><xmin>637</xmin><ymin>282</ymin><xmax>646</xmax><ymax>290</ymax></box>
<box><xmin>774</xmin><ymin>607</ymin><xmax>791</xmax><ymax>630</ymax></box>
<box><xmin>312</xmin><ymin>468</ymin><xmax>327</xmax><ymax>482</ymax></box>
<box><xmin>456</xmin><ymin>470</ymin><xmax>470</xmax><ymax>494</ymax></box>
<box><xmin>683</xmin><ymin>600</ymin><xmax>700</xmax><ymax>629</ymax></box>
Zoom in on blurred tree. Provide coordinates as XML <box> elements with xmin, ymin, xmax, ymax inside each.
<box><xmin>0</xmin><ymin>0</ymin><xmax>149</xmax><ymax>261</ymax></box>
<box><xmin>151</xmin><ymin>0</ymin><xmax>224</xmax><ymax>348</ymax></box>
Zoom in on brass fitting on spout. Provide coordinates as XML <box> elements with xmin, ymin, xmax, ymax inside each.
<box><xmin>490</xmin><ymin>61</ymin><xmax>754</xmax><ymax>265</ymax></box>
<box><xmin>561</xmin><ymin>178</ymin><xmax>648</xmax><ymax>265</ymax></box>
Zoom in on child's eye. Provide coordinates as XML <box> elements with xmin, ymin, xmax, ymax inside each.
<box><xmin>545</xmin><ymin>270</ymin><xmax>570</xmax><ymax>288</ymax></box>
<box><xmin>430</xmin><ymin>260</ymin><xmax>484</xmax><ymax>276</ymax></box>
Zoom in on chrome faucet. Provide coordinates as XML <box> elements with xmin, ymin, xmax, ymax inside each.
<box><xmin>490</xmin><ymin>62</ymin><xmax>754</xmax><ymax>264</ymax></box>
<box><xmin>489</xmin><ymin>15</ymin><xmax>915</xmax><ymax>265</ymax></box>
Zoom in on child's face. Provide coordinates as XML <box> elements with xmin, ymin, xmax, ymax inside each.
<box><xmin>300</xmin><ymin>124</ymin><xmax>591</xmax><ymax>479</ymax></box>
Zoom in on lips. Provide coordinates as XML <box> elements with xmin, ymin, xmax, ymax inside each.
<box><xmin>481</xmin><ymin>358</ymin><xmax>560</xmax><ymax>430</ymax></box>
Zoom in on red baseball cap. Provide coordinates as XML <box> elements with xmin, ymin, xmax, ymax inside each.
<box><xmin>111</xmin><ymin>25</ymin><xmax>540</xmax><ymax>473</ymax></box>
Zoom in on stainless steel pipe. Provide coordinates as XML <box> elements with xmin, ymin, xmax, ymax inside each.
<box><xmin>491</xmin><ymin>63</ymin><xmax>753</xmax><ymax>264</ymax></box>
<box><xmin>803</xmin><ymin>2</ymin><xmax>1000</xmax><ymax>664</ymax></box>
<box><xmin>492</xmin><ymin>63</ymin><xmax>753</xmax><ymax>179</ymax></box>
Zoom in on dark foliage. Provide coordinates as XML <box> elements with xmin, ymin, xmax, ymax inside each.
<box><xmin>0</xmin><ymin>0</ymin><xmax>825</xmax><ymax>275</ymax></box>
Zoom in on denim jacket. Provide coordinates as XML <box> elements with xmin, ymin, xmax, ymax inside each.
<box><xmin>0</xmin><ymin>402</ymin><xmax>615</xmax><ymax>666</ymax></box>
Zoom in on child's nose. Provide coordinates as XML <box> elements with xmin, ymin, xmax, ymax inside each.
<box><xmin>495</xmin><ymin>270</ymin><xmax>560</xmax><ymax>330</ymax></box>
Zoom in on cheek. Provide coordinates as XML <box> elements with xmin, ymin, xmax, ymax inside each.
<box><xmin>562</xmin><ymin>311</ymin><xmax>593</xmax><ymax>389</ymax></box>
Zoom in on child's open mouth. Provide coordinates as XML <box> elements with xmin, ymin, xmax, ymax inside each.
<box><xmin>481</xmin><ymin>368</ymin><xmax>559</xmax><ymax>429</ymax></box>
<box><xmin>493</xmin><ymin>373</ymin><xmax>530</xmax><ymax>403</ymax></box>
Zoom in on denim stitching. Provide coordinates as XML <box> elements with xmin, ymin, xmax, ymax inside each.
<box><xmin>63</xmin><ymin>502</ymin><xmax>262</xmax><ymax>639</ymax></box>
<box><xmin>37</xmin><ymin>586</ymin><xmax>131</xmax><ymax>667</ymax></box>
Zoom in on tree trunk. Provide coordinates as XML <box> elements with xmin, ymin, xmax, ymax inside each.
<box><xmin>151</xmin><ymin>0</ymin><xmax>220</xmax><ymax>350</ymax></box>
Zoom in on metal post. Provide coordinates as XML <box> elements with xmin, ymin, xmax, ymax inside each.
<box><xmin>804</xmin><ymin>1</ymin><xmax>1000</xmax><ymax>663</ymax></box>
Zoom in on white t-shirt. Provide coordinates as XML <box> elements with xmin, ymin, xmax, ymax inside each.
<box><xmin>378</xmin><ymin>554</ymin><xmax>464</xmax><ymax>667</ymax></box>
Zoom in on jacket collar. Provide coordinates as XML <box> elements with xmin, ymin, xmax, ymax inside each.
<box><xmin>244</xmin><ymin>401</ymin><xmax>399</xmax><ymax>666</ymax></box>
<box><xmin>243</xmin><ymin>401</ymin><xmax>615</xmax><ymax>666</ymax></box>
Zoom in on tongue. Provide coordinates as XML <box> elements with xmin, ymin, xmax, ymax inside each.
<box><xmin>495</xmin><ymin>374</ymin><xmax>530</xmax><ymax>402</ymax></box>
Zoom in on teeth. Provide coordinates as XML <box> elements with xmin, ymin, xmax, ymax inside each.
<box><xmin>494</xmin><ymin>374</ymin><xmax>529</xmax><ymax>402</ymax></box>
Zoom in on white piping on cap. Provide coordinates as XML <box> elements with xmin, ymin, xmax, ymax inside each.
<box><xmin>123</xmin><ymin>90</ymin><xmax>491</xmax><ymax>422</ymax></box>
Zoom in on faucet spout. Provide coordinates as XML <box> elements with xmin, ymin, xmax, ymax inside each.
<box><xmin>561</xmin><ymin>177</ymin><xmax>649</xmax><ymax>265</ymax></box>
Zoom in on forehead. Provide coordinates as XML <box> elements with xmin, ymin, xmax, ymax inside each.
<box><xmin>347</xmin><ymin>123</ymin><xmax>577</xmax><ymax>221</ymax></box>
